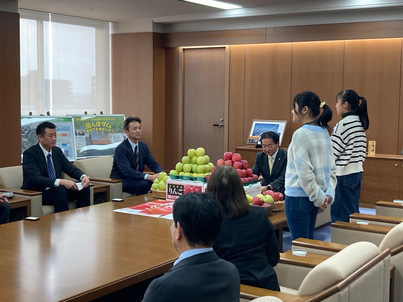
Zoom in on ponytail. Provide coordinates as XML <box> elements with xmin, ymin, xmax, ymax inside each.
<box><xmin>317</xmin><ymin>104</ymin><xmax>332</xmax><ymax>132</ymax></box>
<box><xmin>337</xmin><ymin>89</ymin><xmax>369</xmax><ymax>130</ymax></box>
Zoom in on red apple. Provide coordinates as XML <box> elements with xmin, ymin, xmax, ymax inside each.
<box><xmin>206</xmin><ymin>174</ymin><xmax>211</xmax><ymax>181</ymax></box>
<box><xmin>217</xmin><ymin>159</ymin><xmax>225</xmax><ymax>166</ymax></box>
<box><xmin>236</xmin><ymin>169</ymin><xmax>242</xmax><ymax>178</ymax></box>
<box><xmin>252</xmin><ymin>196</ymin><xmax>263</xmax><ymax>206</ymax></box>
<box><xmin>224</xmin><ymin>152</ymin><xmax>233</xmax><ymax>161</ymax></box>
<box><xmin>241</xmin><ymin>177</ymin><xmax>248</xmax><ymax>183</ymax></box>
<box><xmin>233</xmin><ymin>161</ymin><xmax>242</xmax><ymax>169</ymax></box>
<box><xmin>211</xmin><ymin>166</ymin><xmax>216</xmax><ymax>174</ymax></box>
<box><xmin>272</xmin><ymin>192</ymin><xmax>280</xmax><ymax>202</ymax></box>
<box><xmin>241</xmin><ymin>169</ymin><xmax>247</xmax><ymax>178</ymax></box>
<box><xmin>241</xmin><ymin>160</ymin><xmax>249</xmax><ymax>169</ymax></box>
<box><xmin>252</xmin><ymin>174</ymin><xmax>258</xmax><ymax>181</ymax></box>
<box><xmin>224</xmin><ymin>160</ymin><xmax>233</xmax><ymax>166</ymax></box>
<box><xmin>278</xmin><ymin>193</ymin><xmax>284</xmax><ymax>201</ymax></box>
<box><xmin>263</xmin><ymin>190</ymin><xmax>274</xmax><ymax>196</ymax></box>
<box><xmin>246</xmin><ymin>168</ymin><xmax>253</xmax><ymax>177</ymax></box>
<box><xmin>247</xmin><ymin>177</ymin><xmax>253</xmax><ymax>183</ymax></box>
<box><xmin>232</xmin><ymin>153</ymin><xmax>242</xmax><ymax>162</ymax></box>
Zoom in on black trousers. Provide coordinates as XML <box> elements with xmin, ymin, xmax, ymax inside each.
<box><xmin>42</xmin><ymin>186</ymin><xmax>90</xmax><ymax>213</ymax></box>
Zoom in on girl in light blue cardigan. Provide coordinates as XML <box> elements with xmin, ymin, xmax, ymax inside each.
<box><xmin>285</xmin><ymin>91</ymin><xmax>337</xmax><ymax>240</ymax></box>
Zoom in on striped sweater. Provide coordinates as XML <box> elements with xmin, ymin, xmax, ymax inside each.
<box><xmin>285</xmin><ymin>125</ymin><xmax>337</xmax><ymax>207</ymax></box>
<box><xmin>331</xmin><ymin>115</ymin><xmax>366</xmax><ymax>176</ymax></box>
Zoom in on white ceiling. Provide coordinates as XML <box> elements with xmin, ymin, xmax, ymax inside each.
<box><xmin>17</xmin><ymin>0</ymin><xmax>403</xmax><ymax>33</ymax></box>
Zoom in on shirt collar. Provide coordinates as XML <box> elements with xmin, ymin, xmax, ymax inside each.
<box><xmin>127</xmin><ymin>139</ymin><xmax>138</xmax><ymax>152</ymax></box>
<box><xmin>39</xmin><ymin>143</ymin><xmax>52</xmax><ymax>157</ymax></box>
<box><xmin>268</xmin><ymin>148</ymin><xmax>279</xmax><ymax>160</ymax></box>
<box><xmin>342</xmin><ymin>110</ymin><xmax>357</xmax><ymax>119</ymax></box>
<box><xmin>174</xmin><ymin>247</ymin><xmax>213</xmax><ymax>266</ymax></box>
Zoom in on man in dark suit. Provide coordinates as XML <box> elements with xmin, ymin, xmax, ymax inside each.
<box><xmin>110</xmin><ymin>116</ymin><xmax>162</xmax><ymax>195</ymax></box>
<box><xmin>22</xmin><ymin>121</ymin><xmax>90</xmax><ymax>213</ymax></box>
<box><xmin>142</xmin><ymin>192</ymin><xmax>240</xmax><ymax>302</ymax></box>
<box><xmin>0</xmin><ymin>193</ymin><xmax>10</xmax><ymax>224</ymax></box>
<box><xmin>252</xmin><ymin>131</ymin><xmax>287</xmax><ymax>194</ymax></box>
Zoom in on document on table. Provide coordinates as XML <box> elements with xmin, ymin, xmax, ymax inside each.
<box><xmin>114</xmin><ymin>200</ymin><xmax>174</xmax><ymax>220</ymax></box>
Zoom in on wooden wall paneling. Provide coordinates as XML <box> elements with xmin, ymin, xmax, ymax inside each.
<box><xmin>0</xmin><ymin>11</ymin><xmax>21</xmax><ymax>167</ymax></box>
<box><xmin>152</xmin><ymin>33</ymin><xmax>166</xmax><ymax>168</ymax></box>
<box><xmin>343</xmin><ymin>38</ymin><xmax>401</xmax><ymax>155</ymax></box>
<box><xmin>243</xmin><ymin>43</ymin><xmax>293</xmax><ymax>148</ymax></box>
<box><xmin>164</xmin><ymin>47</ymin><xmax>181</xmax><ymax>170</ymax></box>
<box><xmin>228</xmin><ymin>45</ymin><xmax>246</xmax><ymax>153</ymax></box>
<box><xmin>399</xmin><ymin>38</ymin><xmax>403</xmax><ymax>157</ymax></box>
<box><xmin>111</xmin><ymin>33</ymin><xmax>160</xmax><ymax>160</ymax></box>
<box><xmin>290</xmin><ymin>41</ymin><xmax>344</xmax><ymax>136</ymax></box>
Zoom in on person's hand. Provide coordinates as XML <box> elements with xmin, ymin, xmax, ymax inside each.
<box><xmin>260</xmin><ymin>186</ymin><xmax>267</xmax><ymax>193</ymax></box>
<box><xmin>81</xmin><ymin>175</ymin><xmax>90</xmax><ymax>189</ymax></box>
<box><xmin>60</xmin><ymin>179</ymin><xmax>78</xmax><ymax>190</ymax></box>
<box><xmin>147</xmin><ymin>173</ymin><xmax>159</xmax><ymax>182</ymax></box>
<box><xmin>320</xmin><ymin>197</ymin><xmax>330</xmax><ymax>209</ymax></box>
<box><xmin>0</xmin><ymin>193</ymin><xmax>8</xmax><ymax>204</ymax></box>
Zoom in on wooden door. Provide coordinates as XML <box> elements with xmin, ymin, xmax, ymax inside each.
<box><xmin>182</xmin><ymin>47</ymin><xmax>227</xmax><ymax>163</ymax></box>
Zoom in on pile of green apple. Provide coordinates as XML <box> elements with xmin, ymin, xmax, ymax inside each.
<box><xmin>151</xmin><ymin>171</ymin><xmax>169</xmax><ymax>191</ymax></box>
<box><xmin>246</xmin><ymin>193</ymin><xmax>274</xmax><ymax>208</ymax></box>
<box><xmin>169</xmin><ymin>147</ymin><xmax>214</xmax><ymax>179</ymax></box>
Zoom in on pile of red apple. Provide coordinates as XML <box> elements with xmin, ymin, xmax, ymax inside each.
<box><xmin>262</xmin><ymin>189</ymin><xmax>284</xmax><ymax>202</ymax></box>
<box><xmin>212</xmin><ymin>152</ymin><xmax>258</xmax><ymax>184</ymax></box>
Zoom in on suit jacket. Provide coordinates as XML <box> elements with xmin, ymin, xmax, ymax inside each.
<box><xmin>213</xmin><ymin>206</ymin><xmax>280</xmax><ymax>291</ymax></box>
<box><xmin>110</xmin><ymin>139</ymin><xmax>162</xmax><ymax>180</ymax></box>
<box><xmin>142</xmin><ymin>251</ymin><xmax>240</xmax><ymax>302</ymax></box>
<box><xmin>252</xmin><ymin>148</ymin><xmax>287</xmax><ymax>194</ymax></box>
<box><xmin>22</xmin><ymin>144</ymin><xmax>85</xmax><ymax>192</ymax></box>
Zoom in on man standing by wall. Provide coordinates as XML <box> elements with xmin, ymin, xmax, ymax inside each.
<box><xmin>110</xmin><ymin>116</ymin><xmax>162</xmax><ymax>195</ymax></box>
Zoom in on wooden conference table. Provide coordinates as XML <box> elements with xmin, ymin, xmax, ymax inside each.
<box><xmin>0</xmin><ymin>193</ymin><xmax>287</xmax><ymax>301</ymax></box>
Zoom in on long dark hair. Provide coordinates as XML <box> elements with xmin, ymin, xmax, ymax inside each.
<box><xmin>337</xmin><ymin>89</ymin><xmax>369</xmax><ymax>130</ymax></box>
<box><xmin>206</xmin><ymin>165</ymin><xmax>250</xmax><ymax>219</ymax></box>
<box><xmin>293</xmin><ymin>91</ymin><xmax>332</xmax><ymax>132</ymax></box>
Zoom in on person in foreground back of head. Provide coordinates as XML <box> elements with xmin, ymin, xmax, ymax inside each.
<box><xmin>142</xmin><ymin>192</ymin><xmax>240</xmax><ymax>302</ymax></box>
<box><xmin>207</xmin><ymin>165</ymin><xmax>280</xmax><ymax>291</ymax></box>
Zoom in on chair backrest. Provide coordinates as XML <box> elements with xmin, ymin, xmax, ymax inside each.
<box><xmin>74</xmin><ymin>157</ymin><xmax>114</xmax><ymax>178</ymax></box>
<box><xmin>379</xmin><ymin>221</ymin><xmax>403</xmax><ymax>250</ymax></box>
<box><xmin>297</xmin><ymin>241</ymin><xmax>388</xmax><ymax>301</ymax></box>
<box><xmin>0</xmin><ymin>165</ymin><xmax>23</xmax><ymax>188</ymax></box>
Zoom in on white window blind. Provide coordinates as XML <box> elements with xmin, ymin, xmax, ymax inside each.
<box><xmin>20</xmin><ymin>10</ymin><xmax>111</xmax><ymax>115</ymax></box>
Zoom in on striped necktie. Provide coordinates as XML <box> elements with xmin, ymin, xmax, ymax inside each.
<box><xmin>47</xmin><ymin>153</ymin><xmax>55</xmax><ymax>178</ymax></box>
<box><xmin>134</xmin><ymin>145</ymin><xmax>139</xmax><ymax>171</ymax></box>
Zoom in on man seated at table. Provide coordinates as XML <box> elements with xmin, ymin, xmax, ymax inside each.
<box><xmin>142</xmin><ymin>192</ymin><xmax>240</xmax><ymax>302</ymax></box>
<box><xmin>110</xmin><ymin>116</ymin><xmax>162</xmax><ymax>195</ymax></box>
<box><xmin>252</xmin><ymin>131</ymin><xmax>287</xmax><ymax>194</ymax></box>
<box><xmin>0</xmin><ymin>193</ymin><xmax>10</xmax><ymax>224</ymax></box>
<box><xmin>22</xmin><ymin>121</ymin><xmax>90</xmax><ymax>213</ymax></box>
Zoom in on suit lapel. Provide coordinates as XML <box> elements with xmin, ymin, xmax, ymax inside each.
<box><xmin>36</xmin><ymin>144</ymin><xmax>50</xmax><ymax>177</ymax></box>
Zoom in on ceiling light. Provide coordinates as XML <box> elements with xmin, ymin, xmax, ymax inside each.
<box><xmin>181</xmin><ymin>0</ymin><xmax>242</xmax><ymax>10</ymax></box>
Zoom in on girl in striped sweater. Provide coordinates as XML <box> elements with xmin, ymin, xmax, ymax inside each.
<box><xmin>285</xmin><ymin>91</ymin><xmax>337</xmax><ymax>240</ymax></box>
<box><xmin>330</xmin><ymin>90</ymin><xmax>369</xmax><ymax>222</ymax></box>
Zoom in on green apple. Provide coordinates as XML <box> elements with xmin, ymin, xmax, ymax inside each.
<box><xmin>197</xmin><ymin>165</ymin><xmax>204</xmax><ymax>174</ymax></box>
<box><xmin>256</xmin><ymin>194</ymin><xmax>264</xmax><ymax>200</ymax></box>
<box><xmin>163</xmin><ymin>175</ymin><xmax>169</xmax><ymax>182</ymax></box>
<box><xmin>184</xmin><ymin>172</ymin><xmax>192</xmax><ymax>177</ymax></box>
<box><xmin>182</xmin><ymin>156</ymin><xmax>191</xmax><ymax>164</ymax></box>
<box><xmin>158</xmin><ymin>181</ymin><xmax>166</xmax><ymax>191</ymax></box>
<box><xmin>246</xmin><ymin>194</ymin><xmax>253</xmax><ymax>203</ymax></box>
<box><xmin>151</xmin><ymin>183</ymin><xmax>159</xmax><ymax>190</ymax></box>
<box><xmin>208</xmin><ymin>162</ymin><xmax>214</xmax><ymax>171</ymax></box>
<box><xmin>158</xmin><ymin>171</ymin><xmax>167</xmax><ymax>181</ymax></box>
<box><xmin>175</xmin><ymin>162</ymin><xmax>183</xmax><ymax>172</ymax></box>
<box><xmin>196</xmin><ymin>147</ymin><xmax>205</xmax><ymax>157</ymax></box>
<box><xmin>170</xmin><ymin>169</ymin><xmax>178</xmax><ymax>175</ymax></box>
<box><xmin>203</xmin><ymin>164</ymin><xmax>210</xmax><ymax>173</ymax></box>
<box><xmin>183</xmin><ymin>163</ymin><xmax>192</xmax><ymax>173</ymax></box>
<box><xmin>187</xmin><ymin>148</ymin><xmax>196</xmax><ymax>158</ymax></box>
<box><xmin>191</xmin><ymin>156</ymin><xmax>198</xmax><ymax>164</ymax></box>
<box><xmin>204</xmin><ymin>155</ymin><xmax>210</xmax><ymax>163</ymax></box>
<box><xmin>192</xmin><ymin>164</ymin><xmax>198</xmax><ymax>173</ymax></box>
<box><xmin>197</xmin><ymin>156</ymin><xmax>206</xmax><ymax>165</ymax></box>
<box><xmin>192</xmin><ymin>173</ymin><xmax>199</xmax><ymax>177</ymax></box>
<box><xmin>263</xmin><ymin>195</ymin><xmax>274</xmax><ymax>204</ymax></box>
<box><xmin>179</xmin><ymin>172</ymin><xmax>185</xmax><ymax>176</ymax></box>
<box><xmin>153</xmin><ymin>178</ymin><xmax>160</xmax><ymax>184</ymax></box>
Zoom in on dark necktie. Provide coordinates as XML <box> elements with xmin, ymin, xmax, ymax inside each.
<box><xmin>47</xmin><ymin>153</ymin><xmax>55</xmax><ymax>178</ymax></box>
<box><xmin>134</xmin><ymin>146</ymin><xmax>139</xmax><ymax>171</ymax></box>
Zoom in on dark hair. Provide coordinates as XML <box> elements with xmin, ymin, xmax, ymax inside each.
<box><xmin>260</xmin><ymin>131</ymin><xmax>279</xmax><ymax>144</ymax></box>
<box><xmin>173</xmin><ymin>192</ymin><xmax>222</xmax><ymax>247</ymax></box>
<box><xmin>124</xmin><ymin>116</ymin><xmax>142</xmax><ymax>130</ymax></box>
<box><xmin>293</xmin><ymin>91</ymin><xmax>332</xmax><ymax>132</ymax></box>
<box><xmin>337</xmin><ymin>89</ymin><xmax>369</xmax><ymax>130</ymax></box>
<box><xmin>36</xmin><ymin>121</ymin><xmax>56</xmax><ymax>136</ymax></box>
<box><xmin>207</xmin><ymin>165</ymin><xmax>250</xmax><ymax>219</ymax></box>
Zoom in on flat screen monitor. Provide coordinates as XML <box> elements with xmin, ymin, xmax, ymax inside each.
<box><xmin>247</xmin><ymin>120</ymin><xmax>287</xmax><ymax>145</ymax></box>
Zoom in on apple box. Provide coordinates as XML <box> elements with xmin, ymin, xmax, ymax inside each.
<box><xmin>243</xmin><ymin>182</ymin><xmax>261</xmax><ymax>197</ymax></box>
<box><xmin>166</xmin><ymin>178</ymin><xmax>207</xmax><ymax>201</ymax></box>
